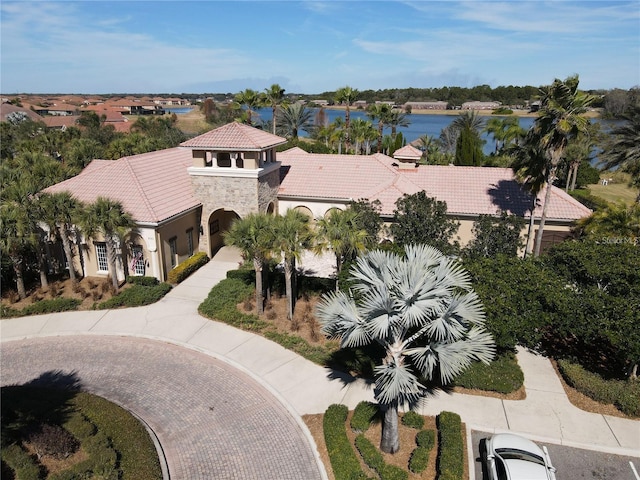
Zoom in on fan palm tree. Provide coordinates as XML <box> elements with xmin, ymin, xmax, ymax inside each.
<box><xmin>224</xmin><ymin>213</ymin><xmax>276</xmax><ymax>315</ymax></box>
<box><xmin>598</xmin><ymin>105</ymin><xmax>640</xmax><ymax>201</ymax></box>
<box><xmin>80</xmin><ymin>197</ymin><xmax>134</xmax><ymax>291</ymax></box>
<box><xmin>234</xmin><ymin>88</ymin><xmax>262</xmax><ymax>125</ymax></box>
<box><xmin>350</xmin><ymin>118</ymin><xmax>376</xmax><ymax>155</ymax></box>
<box><xmin>263</xmin><ymin>84</ymin><xmax>287</xmax><ymax>134</ymax></box>
<box><xmin>335</xmin><ymin>86</ymin><xmax>359</xmax><ymax>150</ymax></box>
<box><xmin>530</xmin><ymin>75</ymin><xmax>595</xmax><ymax>256</ymax></box>
<box><xmin>367</xmin><ymin>103</ymin><xmax>392</xmax><ymax>153</ymax></box>
<box><xmin>0</xmin><ymin>200</ymin><xmax>34</xmax><ymax>299</ymax></box>
<box><xmin>316</xmin><ymin>244</ymin><xmax>495</xmax><ymax>453</ymax></box>
<box><xmin>314</xmin><ymin>208</ymin><xmax>369</xmax><ymax>291</ymax></box>
<box><xmin>39</xmin><ymin>191</ymin><xmax>84</xmax><ymax>282</ymax></box>
<box><xmin>277</xmin><ymin>103</ymin><xmax>314</xmax><ymax>140</ymax></box>
<box><xmin>272</xmin><ymin>209</ymin><xmax>313</xmax><ymax>319</ymax></box>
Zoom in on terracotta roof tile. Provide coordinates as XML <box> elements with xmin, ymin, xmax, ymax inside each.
<box><xmin>45</xmin><ymin>148</ymin><xmax>199</xmax><ymax>224</ymax></box>
<box><xmin>181</xmin><ymin>122</ymin><xmax>287</xmax><ymax>150</ymax></box>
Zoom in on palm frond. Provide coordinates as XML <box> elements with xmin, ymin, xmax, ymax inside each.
<box><xmin>316</xmin><ymin>291</ymin><xmax>371</xmax><ymax>348</ymax></box>
<box><xmin>432</xmin><ymin>329</ymin><xmax>496</xmax><ymax>383</ymax></box>
<box><xmin>374</xmin><ymin>361</ymin><xmax>423</xmax><ymax>405</ymax></box>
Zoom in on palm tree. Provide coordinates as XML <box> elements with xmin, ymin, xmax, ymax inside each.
<box><xmin>335</xmin><ymin>86</ymin><xmax>359</xmax><ymax>150</ymax></box>
<box><xmin>277</xmin><ymin>103</ymin><xmax>314</xmax><ymax>140</ymax></box>
<box><xmin>367</xmin><ymin>103</ymin><xmax>392</xmax><ymax>153</ymax></box>
<box><xmin>263</xmin><ymin>84</ymin><xmax>287</xmax><ymax>134</ymax></box>
<box><xmin>272</xmin><ymin>209</ymin><xmax>313</xmax><ymax>319</ymax></box>
<box><xmin>350</xmin><ymin>118</ymin><xmax>376</xmax><ymax>155</ymax></box>
<box><xmin>316</xmin><ymin>244</ymin><xmax>495</xmax><ymax>453</ymax></box>
<box><xmin>387</xmin><ymin>109</ymin><xmax>410</xmax><ymax>139</ymax></box>
<box><xmin>530</xmin><ymin>75</ymin><xmax>595</xmax><ymax>256</ymax></box>
<box><xmin>80</xmin><ymin>197</ymin><xmax>134</xmax><ymax>291</ymax></box>
<box><xmin>576</xmin><ymin>201</ymin><xmax>640</xmax><ymax>239</ymax></box>
<box><xmin>0</xmin><ymin>201</ymin><xmax>33</xmax><ymax>299</ymax></box>
<box><xmin>314</xmin><ymin>209</ymin><xmax>368</xmax><ymax>291</ymax></box>
<box><xmin>224</xmin><ymin>213</ymin><xmax>276</xmax><ymax>315</ymax></box>
<box><xmin>39</xmin><ymin>191</ymin><xmax>84</xmax><ymax>282</ymax></box>
<box><xmin>234</xmin><ymin>88</ymin><xmax>262</xmax><ymax>125</ymax></box>
<box><xmin>599</xmin><ymin>105</ymin><xmax>640</xmax><ymax>201</ymax></box>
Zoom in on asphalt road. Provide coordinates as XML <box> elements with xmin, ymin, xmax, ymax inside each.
<box><xmin>471</xmin><ymin>430</ymin><xmax>640</xmax><ymax>480</ymax></box>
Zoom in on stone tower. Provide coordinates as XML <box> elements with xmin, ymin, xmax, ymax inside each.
<box><xmin>180</xmin><ymin>122</ymin><xmax>287</xmax><ymax>255</ymax></box>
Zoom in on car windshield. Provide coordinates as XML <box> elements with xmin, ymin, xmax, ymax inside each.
<box><xmin>495</xmin><ymin>448</ymin><xmax>545</xmax><ymax>466</ymax></box>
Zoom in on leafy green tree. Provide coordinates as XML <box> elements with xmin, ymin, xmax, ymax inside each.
<box><xmin>349</xmin><ymin>199</ymin><xmax>384</xmax><ymax>247</ymax></box>
<box><xmin>263</xmin><ymin>84</ymin><xmax>287</xmax><ymax>134</ymax></box>
<box><xmin>598</xmin><ymin>105</ymin><xmax>640</xmax><ymax>201</ymax></box>
<box><xmin>454</xmin><ymin>125</ymin><xmax>484</xmax><ymax>166</ymax></box>
<box><xmin>530</xmin><ymin>75</ymin><xmax>596</xmax><ymax>256</ymax></box>
<box><xmin>272</xmin><ymin>209</ymin><xmax>313</xmax><ymax>319</ymax></box>
<box><xmin>391</xmin><ymin>192</ymin><xmax>460</xmax><ymax>255</ymax></box>
<box><xmin>276</xmin><ymin>103</ymin><xmax>314</xmax><ymax>140</ymax></box>
<box><xmin>224</xmin><ymin>213</ymin><xmax>276</xmax><ymax>315</ymax></box>
<box><xmin>314</xmin><ymin>209</ymin><xmax>368</xmax><ymax>290</ymax></box>
<box><xmin>39</xmin><ymin>192</ymin><xmax>85</xmax><ymax>283</ymax></box>
<box><xmin>317</xmin><ymin>245</ymin><xmax>495</xmax><ymax>453</ymax></box>
<box><xmin>80</xmin><ymin>197</ymin><xmax>135</xmax><ymax>291</ymax></box>
<box><xmin>465</xmin><ymin>211</ymin><xmax>525</xmax><ymax>259</ymax></box>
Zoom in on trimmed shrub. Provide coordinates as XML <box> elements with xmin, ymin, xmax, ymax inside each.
<box><xmin>20</xmin><ymin>298</ymin><xmax>81</xmax><ymax>316</ymax></box>
<box><xmin>409</xmin><ymin>430</ymin><xmax>435</xmax><ymax>474</ymax></box>
<box><xmin>226</xmin><ymin>267</ymin><xmax>255</xmax><ymax>284</ymax></box>
<box><xmin>167</xmin><ymin>251</ymin><xmax>209</xmax><ymax>284</ymax></box>
<box><xmin>351</xmin><ymin>401</ymin><xmax>378</xmax><ymax>433</ymax></box>
<box><xmin>355</xmin><ymin>434</ymin><xmax>408</xmax><ymax>480</ymax></box>
<box><xmin>27</xmin><ymin>423</ymin><xmax>79</xmax><ymax>459</ymax></box>
<box><xmin>323</xmin><ymin>404</ymin><xmax>368</xmax><ymax>480</ymax></box>
<box><xmin>557</xmin><ymin>359</ymin><xmax>640</xmax><ymax>417</ymax></box>
<box><xmin>453</xmin><ymin>352</ymin><xmax>524</xmax><ymax>394</ymax></box>
<box><xmin>199</xmin><ymin>278</ymin><xmax>268</xmax><ymax>331</ymax></box>
<box><xmin>437</xmin><ymin>411</ymin><xmax>464</xmax><ymax>480</ymax></box>
<box><xmin>95</xmin><ymin>283</ymin><xmax>172</xmax><ymax>309</ymax></box>
<box><xmin>401</xmin><ymin>411</ymin><xmax>424</xmax><ymax>429</ymax></box>
<box><xmin>1</xmin><ymin>443</ymin><xmax>42</xmax><ymax>479</ymax></box>
<box><xmin>126</xmin><ymin>276</ymin><xmax>159</xmax><ymax>286</ymax></box>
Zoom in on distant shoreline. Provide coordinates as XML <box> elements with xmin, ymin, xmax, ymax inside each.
<box><xmin>323</xmin><ymin>105</ymin><xmax>601</xmax><ymax>118</ymax></box>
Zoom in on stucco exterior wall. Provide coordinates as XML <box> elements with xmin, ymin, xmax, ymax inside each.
<box><xmin>156</xmin><ymin>208</ymin><xmax>202</xmax><ymax>280</ymax></box>
<box><xmin>278</xmin><ymin>198</ymin><xmax>349</xmax><ymax>219</ymax></box>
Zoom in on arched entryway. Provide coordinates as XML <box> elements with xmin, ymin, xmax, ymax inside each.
<box><xmin>206</xmin><ymin>209</ymin><xmax>240</xmax><ymax>256</ymax></box>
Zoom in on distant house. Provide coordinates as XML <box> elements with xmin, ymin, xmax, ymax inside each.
<box><xmin>43</xmin><ymin>122</ymin><xmax>590</xmax><ymax>282</ymax></box>
<box><xmin>404</xmin><ymin>101</ymin><xmax>449</xmax><ymax>110</ymax></box>
<box><xmin>461</xmin><ymin>101</ymin><xmax>501</xmax><ymax>110</ymax></box>
<box><xmin>0</xmin><ymin>103</ymin><xmax>44</xmax><ymax>122</ymax></box>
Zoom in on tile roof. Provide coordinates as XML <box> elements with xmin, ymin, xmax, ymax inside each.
<box><xmin>180</xmin><ymin>122</ymin><xmax>287</xmax><ymax>150</ymax></box>
<box><xmin>278</xmin><ymin>149</ymin><xmax>591</xmax><ymax>220</ymax></box>
<box><xmin>0</xmin><ymin>103</ymin><xmax>44</xmax><ymax>122</ymax></box>
<box><xmin>45</xmin><ymin>148</ymin><xmax>199</xmax><ymax>224</ymax></box>
<box><xmin>393</xmin><ymin>144</ymin><xmax>422</xmax><ymax>160</ymax></box>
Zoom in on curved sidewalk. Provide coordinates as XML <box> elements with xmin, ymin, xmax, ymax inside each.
<box><xmin>2</xmin><ymin>246</ymin><xmax>639</xmax><ymax>465</ymax></box>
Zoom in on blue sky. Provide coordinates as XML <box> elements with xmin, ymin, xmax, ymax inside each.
<box><xmin>1</xmin><ymin>1</ymin><xmax>638</xmax><ymax>94</ymax></box>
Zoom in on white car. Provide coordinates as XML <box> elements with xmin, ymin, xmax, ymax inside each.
<box><xmin>484</xmin><ymin>433</ymin><xmax>557</xmax><ymax>480</ymax></box>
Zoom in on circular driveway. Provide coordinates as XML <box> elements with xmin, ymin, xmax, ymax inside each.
<box><xmin>1</xmin><ymin>335</ymin><xmax>324</xmax><ymax>480</ymax></box>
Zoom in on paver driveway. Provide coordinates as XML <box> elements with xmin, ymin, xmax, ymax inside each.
<box><xmin>1</xmin><ymin>335</ymin><xmax>324</xmax><ymax>480</ymax></box>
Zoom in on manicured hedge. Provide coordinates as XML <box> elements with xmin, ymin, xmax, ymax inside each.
<box><xmin>323</xmin><ymin>404</ymin><xmax>368</xmax><ymax>480</ymax></box>
<box><xmin>126</xmin><ymin>276</ymin><xmax>159</xmax><ymax>286</ymax></box>
<box><xmin>198</xmin><ymin>278</ymin><xmax>268</xmax><ymax>331</ymax></box>
<box><xmin>453</xmin><ymin>352</ymin><xmax>524</xmax><ymax>394</ymax></box>
<box><xmin>350</xmin><ymin>401</ymin><xmax>377</xmax><ymax>433</ymax></box>
<box><xmin>21</xmin><ymin>297</ymin><xmax>81</xmax><ymax>316</ymax></box>
<box><xmin>409</xmin><ymin>429</ymin><xmax>435</xmax><ymax>474</ymax></box>
<box><xmin>557</xmin><ymin>359</ymin><xmax>640</xmax><ymax>417</ymax></box>
<box><xmin>167</xmin><ymin>251</ymin><xmax>209</xmax><ymax>284</ymax></box>
<box><xmin>436</xmin><ymin>411</ymin><xmax>464</xmax><ymax>480</ymax></box>
<box><xmin>355</xmin><ymin>434</ymin><xmax>408</xmax><ymax>480</ymax></box>
<box><xmin>401</xmin><ymin>411</ymin><xmax>425</xmax><ymax>430</ymax></box>
<box><xmin>95</xmin><ymin>283</ymin><xmax>172</xmax><ymax>309</ymax></box>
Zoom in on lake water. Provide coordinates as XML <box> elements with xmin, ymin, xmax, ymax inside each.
<box><xmin>253</xmin><ymin>107</ymin><xmax>535</xmax><ymax>155</ymax></box>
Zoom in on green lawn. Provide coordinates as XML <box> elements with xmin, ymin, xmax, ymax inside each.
<box><xmin>588</xmin><ymin>172</ymin><xmax>638</xmax><ymax>205</ymax></box>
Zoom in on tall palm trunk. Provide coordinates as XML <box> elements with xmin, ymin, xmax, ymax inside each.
<box><xmin>254</xmin><ymin>257</ymin><xmax>265</xmax><ymax>315</ymax></box>
<box><xmin>284</xmin><ymin>259</ymin><xmax>295</xmax><ymax>320</ymax></box>
<box><xmin>37</xmin><ymin>239</ymin><xmax>49</xmax><ymax>289</ymax></box>
<box><xmin>106</xmin><ymin>237</ymin><xmax>119</xmax><ymax>291</ymax></box>
<box><xmin>60</xmin><ymin>226</ymin><xmax>77</xmax><ymax>282</ymax></box>
<box><xmin>534</xmin><ymin>163</ymin><xmax>558</xmax><ymax>257</ymax></box>
<box><xmin>12</xmin><ymin>257</ymin><xmax>27</xmax><ymax>299</ymax></box>
<box><xmin>380</xmin><ymin>401</ymin><xmax>400</xmax><ymax>453</ymax></box>
<box><xmin>524</xmin><ymin>194</ymin><xmax>537</xmax><ymax>259</ymax></box>
<box><xmin>272</xmin><ymin>106</ymin><xmax>277</xmax><ymax>134</ymax></box>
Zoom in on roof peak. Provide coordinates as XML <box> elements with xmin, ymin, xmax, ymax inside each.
<box><xmin>180</xmin><ymin>121</ymin><xmax>287</xmax><ymax>150</ymax></box>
